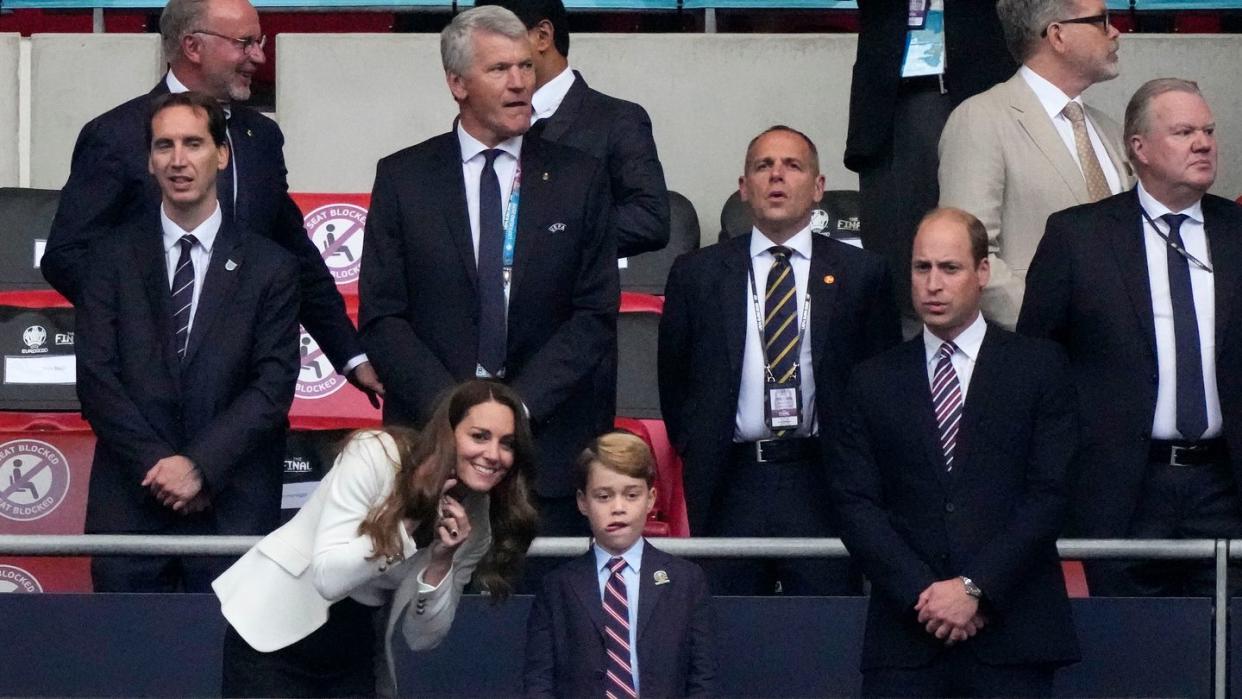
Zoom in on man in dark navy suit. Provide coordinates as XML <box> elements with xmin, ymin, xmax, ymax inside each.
<box><xmin>831</xmin><ymin>208</ymin><xmax>1079</xmax><ymax>696</ymax></box>
<box><xmin>358</xmin><ymin>6</ymin><xmax>617</xmax><ymax>536</ymax></box>
<box><xmin>76</xmin><ymin>92</ymin><xmax>299</xmax><ymax>592</ymax></box>
<box><xmin>43</xmin><ymin>0</ymin><xmax>381</xmax><ymax>402</ymax></box>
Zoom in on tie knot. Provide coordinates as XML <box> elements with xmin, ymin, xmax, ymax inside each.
<box><xmin>938</xmin><ymin>341</ymin><xmax>957</xmax><ymax>361</ymax></box>
<box><xmin>179</xmin><ymin>234</ymin><xmax>199</xmax><ymax>251</ymax></box>
<box><xmin>769</xmin><ymin>245</ymin><xmax>791</xmax><ymax>261</ymax></box>
<box><xmin>482</xmin><ymin>148</ymin><xmax>503</xmax><ymax>169</ymax></box>
<box><xmin>1061</xmin><ymin>101</ymin><xmax>1086</xmax><ymax>124</ymax></box>
<box><xmin>608</xmin><ymin>557</ymin><xmax>626</xmax><ymax>575</ymax></box>
<box><xmin>1162</xmin><ymin>213</ymin><xmax>1189</xmax><ymax>233</ymax></box>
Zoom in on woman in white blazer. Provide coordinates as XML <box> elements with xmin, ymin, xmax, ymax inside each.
<box><xmin>213</xmin><ymin>380</ymin><xmax>539</xmax><ymax>698</ymax></box>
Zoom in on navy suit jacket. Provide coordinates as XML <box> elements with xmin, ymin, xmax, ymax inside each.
<box><xmin>524</xmin><ymin>542</ymin><xmax>716</xmax><ymax>698</ymax></box>
<box><xmin>1018</xmin><ymin>190</ymin><xmax>1242</xmax><ymax>537</ymax></box>
<box><xmin>358</xmin><ymin>132</ymin><xmax>618</xmax><ymax>496</ymax></box>
<box><xmin>658</xmin><ymin>233</ymin><xmax>900</xmax><ymax>534</ymax></box>
<box><xmin>830</xmin><ymin>327</ymin><xmax>1080</xmax><ymax>670</ymax></box>
<box><xmin>534</xmin><ymin>71</ymin><xmax>669</xmax><ymax>258</ymax></box>
<box><xmin>44</xmin><ymin>79</ymin><xmax>361</xmax><ymax>370</ymax></box>
<box><xmin>76</xmin><ymin>212</ymin><xmax>300</xmax><ymax>535</ymax></box>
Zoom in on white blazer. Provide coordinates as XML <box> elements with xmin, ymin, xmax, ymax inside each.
<box><xmin>212</xmin><ymin>430</ymin><xmax>491</xmax><ymax>690</ymax></box>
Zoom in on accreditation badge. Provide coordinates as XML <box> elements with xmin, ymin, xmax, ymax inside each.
<box><xmin>765</xmin><ymin>383</ymin><xmax>803</xmax><ymax>430</ymax></box>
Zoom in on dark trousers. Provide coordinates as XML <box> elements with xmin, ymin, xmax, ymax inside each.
<box><xmin>702</xmin><ymin>448</ymin><xmax>856</xmax><ymax>596</ymax></box>
<box><xmin>857</xmin><ymin>82</ymin><xmax>955</xmax><ymax>338</ymax></box>
<box><xmin>91</xmin><ymin>515</ymin><xmax>234</xmax><ymax>593</ymax></box>
<box><xmin>862</xmin><ymin>647</ymin><xmax>1055</xmax><ymax>698</ymax></box>
<box><xmin>221</xmin><ymin>597</ymin><xmax>380</xmax><ymax>698</ymax></box>
<box><xmin>1086</xmin><ymin>458</ymin><xmax>1242</xmax><ymax>597</ymax></box>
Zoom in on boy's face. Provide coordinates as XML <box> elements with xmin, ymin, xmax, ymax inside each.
<box><xmin>576</xmin><ymin>462</ymin><xmax>655</xmax><ymax>556</ymax></box>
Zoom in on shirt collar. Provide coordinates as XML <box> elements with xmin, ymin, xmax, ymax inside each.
<box><xmin>165</xmin><ymin>69</ymin><xmax>232</xmax><ymax>119</ymax></box>
<box><xmin>1019</xmin><ymin>64</ymin><xmax>1082</xmax><ymax>122</ymax></box>
<box><xmin>594</xmin><ymin>537</ymin><xmax>645</xmax><ymax>574</ymax></box>
<box><xmin>749</xmin><ymin>224</ymin><xmax>814</xmax><ymax>261</ymax></box>
<box><xmin>1136</xmin><ymin>180</ymin><xmax>1204</xmax><ymax>224</ymax></box>
<box><xmin>160</xmin><ymin>202</ymin><xmax>223</xmax><ymax>255</ymax></box>
<box><xmin>531</xmin><ymin>66</ymin><xmax>576</xmax><ymax>123</ymax></box>
<box><xmin>923</xmin><ymin>312</ymin><xmax>987</xmax><ymax>367</ymax></box>
<box><xmin>456</xmin><ymin>122</ymin><xmax>522</xmax><ymax>165</ymax></box>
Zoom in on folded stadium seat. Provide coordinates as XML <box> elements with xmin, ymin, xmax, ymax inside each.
<box><xmin>0</xmin><ymin>291</ymin><xmax>77</xmax><ymax>411</ymax></box>
<box><xmin>618</xmin><ymin>190</ymin><xmax>700</xmax><ymax>295</ymax></box>
<box><xmin>617</xmin><ymin>292</ymin><xmax>689</xmax><ymax>536</ymax></box>
<box><xmin>1062</xmin><ymin>560</ymin><xmax>1090</xmax><ymax>598</ymax></box>
<box><xmin>612</xmin><ymin>416</ymin><xmax>668</xmax><ymax>537</ymax></box>
<box><xmin>718</xmin><ymin>189</ymin><xmax>865</xmax><ymax>249</ymax></box>
<box><xmin>0</xmin><ymin>188</ymin><xmax>64</xmax><ymax>295</ymax></box>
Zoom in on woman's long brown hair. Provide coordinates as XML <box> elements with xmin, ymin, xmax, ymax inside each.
<box><xmin>355</xmin><ymin>380</ymin><xmax>538</xmax><ymax>600</ymax></box>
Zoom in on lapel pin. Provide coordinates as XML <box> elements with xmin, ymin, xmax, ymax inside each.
<box><xmin>225</xmin><ymin>259</ymin><xmax>239</xmax><ymax>271</ymax></box>
<box><xmin>542</xmin><ymin>172</ymin><xmax>549</xmax><ymax>182</ymax></box>
<box><xmin>653</xmin><ymin>570</ymin><xmax>669</xmax><ymax>585</ymax></box>
<box><xmin>246</xmin><ymin>128</ymin><xmax>253</xmax><ymax>138</ymax></box>
<box><xmin>823</xmin><ymin>274</ymin><xmax>835</xmax><ymax>285</ymax></box>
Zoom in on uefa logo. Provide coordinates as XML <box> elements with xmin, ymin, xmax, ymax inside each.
<box><xmin>295</xmin><ymin>328</ymin><xmax>346</xmax><ymax>400</ymax></box>
<box><xmin>304</xmin><ymin>203</ymin><xmax>366</xmax><ymax>286</ymax></box>
<box><xmin>21</xmin><ymin>325</ymin><xmax>47</xmax><ymax>353</ymax></box>
<box><xmin>0</xmin><ymin>564</ymin><xmax>42</xmax><ymax>593</ymax></box>
<box><xmin>810</xmin><ymin>209</ymin><xmax>832</xmax><ymax>236</ymax></box>
<box><xmin>0</xmin><ymin>439</ymin><xmax>70</xmax><ymax>522</ymax></box>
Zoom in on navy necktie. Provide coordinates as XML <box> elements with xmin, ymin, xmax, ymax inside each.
<box><xmin>171</xmin><ymin>234</ymin><xmax>199</xmax><ymax>360</ymax></box>
<box><xmin>764</xmin><ymin>246</ymin><xmax>799</xmax><ymax>437</ymax></box>
<box><xmin>603</xmin><ymin>556</ymin><xmax>637</xmax><ymax>698</ymax></box>
<box><xmin>1163</xmin><ymin>213</ymin><xmax>1208</xmax><ymax>440</ymax></box>
<box><xmin>477</xmin><ymin>149</ymin><xmax>507</xmax><ymax>377</ymax></box>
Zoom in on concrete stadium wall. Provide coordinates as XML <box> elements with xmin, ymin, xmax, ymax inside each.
<box><xmin>13</xmin><ymin>32</ymin><xmax>1242</xmax><ymax>240</ymax></box>
<box><xmin>0</xmin><ymin>34</ymin><xmax>19</xmax><ymax>188</ymax></box>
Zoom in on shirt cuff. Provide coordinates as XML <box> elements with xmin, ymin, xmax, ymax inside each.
<box><xmin>343</xmin><ymin>354</ymin><xmax>369</xmax><ymax>375</ymax></box>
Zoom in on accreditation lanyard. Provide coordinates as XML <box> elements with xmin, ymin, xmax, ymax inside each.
<box><xmin>501</xmin><ymin>164</ymin><xmax>523</xmax><ymax>292</ymax></box>
<box><xmin>1140</xmin><ymin>207</ymin><xmax>1214</xmax><ymax>274</ymax></box>
<box><xmin>748</xmin><ymin>258</ymin><xmax>811</xmax><ymax>431</ymax></box>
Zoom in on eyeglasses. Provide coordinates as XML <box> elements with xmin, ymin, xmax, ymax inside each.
<box><xmin>1040</xmin><ymin>10</ymin><xmax>1111</xmax><ymax>37</ymax></box>
<box><xmin>191</xmin><ymin>29</ymin><xmax>267</xmax><ymax>54</ymax></box>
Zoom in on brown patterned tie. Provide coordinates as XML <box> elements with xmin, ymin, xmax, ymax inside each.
<box><xmin>1062</xmin><ymin>101</ymin><xmax>1112</xmax><ymax>202</ymax></box>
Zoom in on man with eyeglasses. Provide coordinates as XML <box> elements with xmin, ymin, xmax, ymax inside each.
<box><xmin>44</xmin><ymin>0</ymin><xmax>383</xmax><ymax>404</ymax></box>
<box><xmin>938</xmin><ymin>0</ymin><xmax>1133</xmax><ymax>329</ymax></box>
<box><xmin>1019</xmin><ymin>79</ymin><xmax>1242</xmax><ymax>597</ymax></box>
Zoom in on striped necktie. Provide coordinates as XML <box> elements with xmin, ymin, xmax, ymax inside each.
<box><xmin>171</xmin><ymin>234</ymin><xmax>198</xmax><ymax>360</ymax></box>
<box><xmin>932</xmin><ymin>341</ymin><xmax>963</xmax><ymax>471</ymax></box>
<box><xmin>603</xmin><ymin>556</ymin><xmax>637</xmax><ymax>699</ymax></box>
<box><xmin>764</xmin><ymin>245</ymin><xmax>799</xmax><ymax>437</ymax></box>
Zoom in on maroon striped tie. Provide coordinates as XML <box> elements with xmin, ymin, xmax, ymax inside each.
<box><xmin>603</xmin><ymin>556</ymin><xmax>637</xmax><ymax>699</ymax></box>
<box><xmin>932</xmin><ymin>342</ymin><xmax>963</xmax><ymax>471</ymax></box>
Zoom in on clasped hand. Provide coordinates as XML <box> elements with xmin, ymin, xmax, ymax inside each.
<box><xmin>141</xmin><ymin>455</ymin><xmax>207</xmax><ymax>514</ymax></box>
<box><xmin>914</xmin><ymin>579</ymin><xmax>987</xmax><ymax>646</ymax></box>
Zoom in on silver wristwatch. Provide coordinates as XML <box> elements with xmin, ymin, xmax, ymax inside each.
<box><xmin>960</xmin><ymin>576</ymin><xmax>984</xmax><ymax>599</ymax></box>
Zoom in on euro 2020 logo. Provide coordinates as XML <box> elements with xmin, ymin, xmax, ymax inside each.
<box><xmin>0</xmin><ymin>439</ymin><xmax>70</xmax><ymax>522</ymax></box>
<box><xmin>304</xmin><ymin>203</ymin><xmax>366</xmax><ymax>286</ymax></box>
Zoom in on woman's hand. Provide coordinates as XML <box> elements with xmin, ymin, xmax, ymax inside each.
<box><xmin>424</xmin><ymin>479</ymin><xmax>470</xmax><ymax>586</ymax></box>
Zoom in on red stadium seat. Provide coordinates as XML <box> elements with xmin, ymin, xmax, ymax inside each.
<box><xmin>1063</xmin><ymin>560</ymin><xmax>1090</xmax><ymax>598</ymax></box>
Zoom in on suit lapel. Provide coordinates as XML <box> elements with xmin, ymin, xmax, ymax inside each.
<box><xmin>809</xmin><ymin>237</ymin><xmax>839</xmax><ymax>376</ymax></box>
<box><xmin>721</xmin><ymin>236</ymin><xmax>751</xmax><ymax>382</ymax></box>
<box><xmin>181</xmin><ymin>219</ymin><xmax>244</xmax><ymax>367</ymax></box>
<box><xmin>436</xmin><ymin>133</ymin><xmax>478</xmax><ymax>290</ymax></box>
<box><xmin>950</xmin><ymin>326</ymin><xmax>1001</xmax><ymax>481</ymax></box>
<box><xmin>137</xmin><ymin>215</ymin><xmax>182</xmax><ymax>391</ymax></box>
<box><xmin>1109</xmin><ymin>191</ymin><xmax>1158</xmax><ymax>360</ymax></box>
<box><xmin>536</xmin><ymin>72</ymin><xmax>587</xmax><ymax>143</ymax></box>
<box><xmin>568</xmin><ymin>551</ymin><xmax>608</xmax><ymax>638</ymax></box>
<box><xmin>508</xmin><ymin>140</ymin><xmax>549</xmax><ymax>303</ymax></box>
<box><xmin>1006</xmin><ymin>76</ymin><xmax>1090</xmax><ymax>204</ymax></box>
<box><xmin>1205</xmin><ymin>196</ymin><xmax>1242</xmax><ymax>350</ymax></box>
<box><xmin>224</xmin><ymin>109</ymin><xmax>249</xmax><ymax>224</ymax></box>
<box><xmin>902</xmin><ymin>339</ymin><xmax>952</xmax><ymax>490</ymax></box>
<box><xmin>635</xmin><ymin>543</ymin><xmax>664</xmax><ymax>643</ymax></box>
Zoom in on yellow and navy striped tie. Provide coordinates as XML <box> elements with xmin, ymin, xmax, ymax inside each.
<box><xmin>764</xmin><ymin>246</ymin><xmax>799</xmax><ymax>436</ymax></box>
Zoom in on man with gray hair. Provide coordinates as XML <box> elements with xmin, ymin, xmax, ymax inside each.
<box><xmin>359</xmin><ymin>5</ymin><xmax>617</xmax><ymax>543</ymax></box>
<box><xmin>1019</xmin><ymin>79</ymin><xmax>1242</xmax><ymax>596</ymax></box>
<box><xmin>44</xmin><ymin>0</ymin><xmax>381</xmax><ymax>403</ymax></box>
<box><xmin>938</xmin><ymin>0</ymin><xmax>1133</xmax><ymax>329</ymax></box>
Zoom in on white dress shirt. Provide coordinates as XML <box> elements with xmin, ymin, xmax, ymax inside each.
<box><xmin>1136</xmin><ymin>182</ymin><xmax>1222</xmax><ymax>440</ymax></box>
<box><xmin>594</xmin><ymin>537</ymin><xmax>643</xmax><ymax>694</ymax></box>
<box><xmin>923</xmin><ymin>312</ymin><xmax>987</xmax><ymax>400</ymax></box>
<box><xmin>457</xmin><ymin>123</ymin><xmax>522</xmax><ymax>269</ymax></box>
<box><xmin>1019</xmin><ymin>65</ymin><xmax>1122</xmax><ymax>195</ymax></box>
<box><xmin>531</xmin><ymin>66</ymin><xmax>576</xmax><ymax>124</ymax></box>
<box><xmin>735</xmin><ymin>226</ymin><xmax>818</xmax><ymax>441</ymax></box>
<box><xmin>161</xmin><ymin>203</ymin><xmax>222</xmax><ymax>337</ymax></box>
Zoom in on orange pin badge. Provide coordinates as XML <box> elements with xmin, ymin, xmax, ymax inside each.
<box><xmin>823</xmin><ymin>274</ymin><xmax>836</xmax><ymax>285</ymax></box>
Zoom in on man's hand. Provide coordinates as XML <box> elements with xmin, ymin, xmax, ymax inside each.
<box><xmin>141</xmin><ymin>455</ymin><xmax>203</xmax><ymax>512</ymax></box>
<box><xmin>348</xmin><ymin>361</ymin><xmax>385</xmax><ymax>409</ymax></box>
<box><xmin>914</xmin><ymin>579</ymin><xmax>981</xmax><ymax>644</ymax></box>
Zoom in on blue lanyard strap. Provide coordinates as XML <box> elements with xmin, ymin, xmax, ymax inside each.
<box><xmin>502</xmin><ymin>165</ymin><xmax>522</xmax><ymax>275</ymax></box>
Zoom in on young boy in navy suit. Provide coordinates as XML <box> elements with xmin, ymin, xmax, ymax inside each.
<box><xmin>524</xmin><ymin>432</ymin><xmax>716</xmax><ymax>698</ymax></box>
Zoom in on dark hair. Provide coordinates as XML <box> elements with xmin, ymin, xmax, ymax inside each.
<box><xmin>575</xmin><ymin>431</ymin><xmax>656</xmax><ymax>492</ymax></box>
<box><xmin>146</xmin><ymin>91</ymin><xmax>228</xmax><ymax>149</ymax></box>
<box><xmin>917</xmin><ymin>207</ymin><xmax>989</xmax><ymax>265</ymax></box>
<box><xmin>744</xmin><ymin>124</ymin><xmax>821</xmax><ymax>174</ymax></box>
<box><xmin>474</xmin><ymin>0</ymin><xmax>570</xmax><ymax>57</ymax></box>
<box><xmin>357</xmin><ymin>380</ymin><xmax>538</xmax><ymax>600</ymax></box>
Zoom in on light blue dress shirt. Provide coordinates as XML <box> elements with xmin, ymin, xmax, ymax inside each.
<box><xmin>594</xmin><ymin>538</ymin><xmax>644</xmax><ymax>693</ymax></box>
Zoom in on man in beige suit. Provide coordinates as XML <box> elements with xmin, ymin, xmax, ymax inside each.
<box><xmin>939</xmin><ymin>0</ymin><xmax>1133</xmax><ymax>327</ymax></box>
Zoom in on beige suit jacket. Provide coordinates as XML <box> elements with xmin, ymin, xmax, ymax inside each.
<box><xmin>938</xmin><ymin>71</ymin><xmax>1133</xmax><ymax>328</ymax></box>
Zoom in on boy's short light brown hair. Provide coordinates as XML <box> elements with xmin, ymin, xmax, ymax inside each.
<box><xmin>575</xmin><ymin>431</ymin><xmax>656</xmax><ymax>491</ymax></box>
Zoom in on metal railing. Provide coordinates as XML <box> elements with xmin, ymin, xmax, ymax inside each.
<box><xmin>0</xmin><ymin>535</ymin><xmax>1232</xmax><ymax>698</ymax></box>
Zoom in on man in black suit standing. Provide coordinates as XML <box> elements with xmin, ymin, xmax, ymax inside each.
<box><xmin>76</xmin><ymin>92</ymin><xmax>299</xmax><ymax>592</ymax></box>
<box><xmin>659</xmin><ymin>126</ymin><xmax>900</xmax><ymax>595</ymax></box>
<box><xmin>1019</xmin><ymin>78</ymin><xmax>1242</xmax><ymax>596</ymax></box>
<box><xmin>831</xmin><ymin>207</ymin><xmax>1079</xmax><ymax>696</ymax></box>
<box><xmin>475</xmin><ymin>0</ymin><xmax>670</xmax><ymax>259</ymax></box>
<box><xmin>43</xmin><ymin>0</ymin><xmax>381</xmax><ymax>402</ymax></box>
<box><xmin>845</xmin><ymin>0</ymin><xmax>1012</xmax><ymax>333</ymax></box>
<box><xmin>358</xmin><ymin>5</ymin><xmax>616</xmax><ymax>536</ymax></box>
